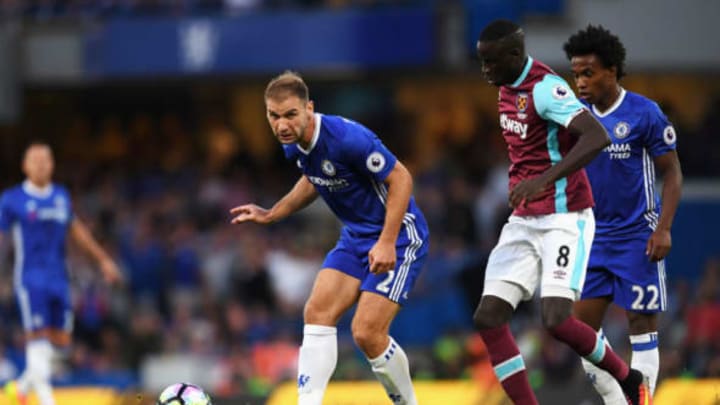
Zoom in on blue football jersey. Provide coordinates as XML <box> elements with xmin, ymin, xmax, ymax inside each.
<box><xmin>0</xmin><ymin>181</ymin><xmax>74</xmax><ymax>282</ymax></box>
<box><xmin>583</xmin><ymin>89</ymin><xmax>677</xmax><ymax>240</ymax></box>
<box><xmin>283</xmin><ymin>114</ymin><xmax>427</xmax><ymax>237</ymax></box>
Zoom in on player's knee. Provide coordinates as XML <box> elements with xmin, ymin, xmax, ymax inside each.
<box><xmin>541</xmin><ymin>299</ymin><xmax>572</xmax><ymax>330</ymax></box>
<box><xmin>303</xmin><ymin>300</ymin><xmax>335</xmax><ymax>325</ymax></box>
<box><xmin>473</xmin><ymin>301</ymin><xmax>510</xmax><ymax>330</ymax></box>
<box><xmin>351</xmin><ymin>323</ymin><xmax>383</xmax><ymax>354</ymax></box>
<box><xmin>627</xmin><ymin>312</ymin><xmax>657</xmax><ymax>334</ymax></box>
<box><xmin>48</xmin><ymin>330</ymin><xmax>71</xmax><ymax>347</ymax></box>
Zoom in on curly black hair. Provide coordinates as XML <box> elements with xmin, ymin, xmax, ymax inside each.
<box><xmin>563</xmin><ymin>25</ymin><xmax>626</xmax><ymax>79</ymax></box>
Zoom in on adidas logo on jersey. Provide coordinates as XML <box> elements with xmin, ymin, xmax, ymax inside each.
<box><xmin>500</xmin><ymin>114</ymin><xmax>528</xmax><ymax>139</ymax></box>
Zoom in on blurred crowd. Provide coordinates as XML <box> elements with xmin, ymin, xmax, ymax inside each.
<box><xmin>0</xmin><ymin>0</ymin><xmax>431</xmax><ymax>20</ymax></box>
<box><xmin>0</xmin><ymin>78</ymin><xmax>718</xmax><ymax>400</ymax></box>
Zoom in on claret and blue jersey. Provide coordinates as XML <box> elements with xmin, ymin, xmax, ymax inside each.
<box><xmin>283</xmin><ymin>113</ymin><xmax>429</xmax><ymax>304</ymax></box>
<box><xmin>0</xmin><ymin>181</ymin><xmax>74</xmax><ymax>330</ymax></box>
<box><xmin>498</xmin><ymin>56</ymin><xmax>594</xmax><ymax>216</ymax></box>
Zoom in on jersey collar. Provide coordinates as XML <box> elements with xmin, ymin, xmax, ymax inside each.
<box><xmin>592</xmin><ymin>87</ymin><xmax>626</xmax><ymax>118</ymax></box>
<box><xmin>22</xmin><ymin>180</ymin><xmax>54</xmax><ymax>198</ymax></box>
<box><xmin>297</xmin><ymin>113</ymin><xmax>322</xmax><ymax>155</ymax></box>
<box><xmin>510</xmin><ymin>56</ymin><xmax>533</xmax><ymax>88</ymax></box>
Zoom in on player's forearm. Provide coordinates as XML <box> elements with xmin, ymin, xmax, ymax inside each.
<box><xmin>70</xmin><ymin>219</ymin><xmax>112</xmax><ymax>264</ymax></box>
<box><xmin>656</xmin><ymin>165</ymin><xmax>683</xmax><ymax>231</ymax></box>
<box><xmin>378</xmin><ymin>164</ymin><xmax>413</xmax><ymax>244</ymax></box>
<box><xmin>539</xmin><ymin>112</ymin><xmax>610</xmax><ymax>186</ymax></box>
<box><xmin>268</xmin><ymin>176</ymin><xmax>318</xmax><ymax>223</ymax></box>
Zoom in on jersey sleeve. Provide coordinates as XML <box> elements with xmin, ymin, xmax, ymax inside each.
<box><xmin>63</xmin><ymin>188</ymin><xmax>75</xmax><ymax>223</ymax></box>
<box><xmin>0</xmin><ymin>192</ymin><xmax>14</xmax><ymax>232</ymax></box>
<box><xmin>342</xmin><ymin>120</ymin><xmax>397</xmax><ymax>182</ymax></box>
<box><xmin>643</xmin><ymin>101</ymin><xmax>677</xmax><ymax>157</ymax></box>
<box><xmin>532</xmin><ymin>74</ymin><xmax>586</xmax><ymax>128</ymax></box>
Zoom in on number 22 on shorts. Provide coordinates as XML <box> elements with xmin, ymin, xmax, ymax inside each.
<box><xmin>631</xmin><ymin>284</ymin><xmax>660</xmax><ymax>311</ymax></box>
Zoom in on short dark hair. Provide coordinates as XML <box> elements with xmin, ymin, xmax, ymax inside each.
<box><xmin>563</xmin><ymin>25</ymin><xmax>626</xmax><ymax>79</ymax></box>
<box><xmin>23</xmin><ymin>141</ymin><xmax>53</xmax><ymax>160</ymax></box>
<box><xmin>479</xmin><ymin>19</ymin><xmax>522</xmax><ymax>42</ymax></box>
<box><xmin>264</xmin><ymin>70</ymin><xmax>309</xmax><ymax>102</ymax></box>
<box><xmin>25</xmin><ymin>141</ymin><xmax>52</xmax><ymax>153</ymax></box>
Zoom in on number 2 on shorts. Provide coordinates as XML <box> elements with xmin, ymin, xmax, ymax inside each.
<box><xmin>376</xmin><ymin>270</ymin><xmax>395</xmax><ymax>293</ymax></box>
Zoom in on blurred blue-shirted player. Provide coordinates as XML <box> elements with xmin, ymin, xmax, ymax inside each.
<box><xmin>230</xmin><ymin>71</ymin><xmax>429</xmax><ymax>405</ymax></box>
<box><xmin>564</xmin><ymin>26</ymin><xmax>683</xmax><ymax>402</ymax></box>
<box><xmin>1</xmin><ymin>143</ymin><xmax>123</xmax><ymax>405</ymax></box>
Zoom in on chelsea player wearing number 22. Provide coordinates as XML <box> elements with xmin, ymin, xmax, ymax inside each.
<box><xmin>565</xmin><ymin>25</ymin><xmax>683</xmax><ymax>403</ymax></box>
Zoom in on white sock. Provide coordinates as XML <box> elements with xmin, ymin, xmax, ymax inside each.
<box><xmin>630</xmin><ymin>332</ymin><xmax>659</xmax><ymax>395</ymax></box>
<box><xmin>297</xmin><ymin>324</ymin><xmax>337</xmax><ymax>405</ymax></box>
<box><xmin>26</xmin><ymin>339</ymin><xmax>55</xmax><ymax>405</ymax></box>
<box><xmin>16</xmin><ymin>366</ymin><xmax>30</xmax><ymax>393</ymax></box>
<box><xmin>581</xmin><ymin>330</ymin><xmax>626</xmax><ymax>405</ymax></box>
<box><xmin>17</xmin><ymin>339</ymin><xmax>43</xmax><ymax>393</ymax></box>
<box><xmin>367</xmin><ymin>337</ymin><xmax>417</xmax><ymax>405</ymax></box>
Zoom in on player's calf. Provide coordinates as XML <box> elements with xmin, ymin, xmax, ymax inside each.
<box><xmin>366</xmin><ymin>337</ymin><xmax>417</xmax><ymax>405</ymax></box>
<box><xmin>297</xmin><ymin>325</ymin><xmax>338</xmax><ymax>405</ymax></box>
<box><xmin>477</xmin><ymin>324</ymin><xmax>538</xmax><ymax>405</ymax></box>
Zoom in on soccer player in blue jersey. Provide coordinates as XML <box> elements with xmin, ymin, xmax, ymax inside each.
<box><xmin>0</xmin><ymin>143</ymin><xmax>123</xmax><ymax>405</ymax></box>
<box><xmin>230</xmin><ymin>71</ymin><xmax>429</xmax><ymax>405</ymax></box>
<box><xmin>564</xmin><ymin>25</ymin><xmax>683</xmax><ymax>402</ymax></box>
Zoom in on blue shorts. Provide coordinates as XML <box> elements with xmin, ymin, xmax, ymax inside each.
<box><xmin>15</xmin><ymin>276</ymin><xmax>72</xmax><ymax>332</ymax></box>
<box><xmin>322</xmin><ymin>226</ymin><xmax>429</xmax><ymax>305</ymax></box>
<box><xmin>581</xmin><ymin>237</ymin><xmax>667</xmax><ymax>313</ymax></box>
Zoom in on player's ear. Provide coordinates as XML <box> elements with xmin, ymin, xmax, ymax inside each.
<box><xmin>608</xmin><ymin>65</ymin><xmax>618</xmax><ymax>79</ymax></box>
<box><xmin>21</xmin><ymin>155</ymin><xmax>30</xmax><ymax>175</ymax></box>
<box><xmin>306</xmin><ymin>100</ymin><xmax>314</xmax><ymax>113</ymax></box>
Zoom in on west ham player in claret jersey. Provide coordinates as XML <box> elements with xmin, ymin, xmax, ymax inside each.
<box><xmin>471</xmin><ymin>20</ymin><xmax>651</xmax><ymax>405</ymax></box>
<box><xmin>565</xmin><ymin>25</ymin><xmax>683</xmax><ymax>403</ymax></box>
<box><xmin>230</xmin><ymin>71</ymin><xmax>429</xmax><ymax>405</ymax></box>
<box><xmin>1</xmin><ymin>143</ymin><xmax>123</xmax><ymax>405</ymax></box>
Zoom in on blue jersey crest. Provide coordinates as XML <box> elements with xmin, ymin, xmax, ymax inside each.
<box><xmin>583</xmin><ymin>89</ymin><xmax>677</xmax><ymax>240</ymax></box>
<box><xmin>283</xmin><ymin>114</ymin><xmax>427</xmax><ymax>238</ymax></box>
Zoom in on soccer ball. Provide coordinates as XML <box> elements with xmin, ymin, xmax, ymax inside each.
<box><xmin>156</xmin><ymin>383</ymin><xmax>212</xmax><ymax>405</ymax></box>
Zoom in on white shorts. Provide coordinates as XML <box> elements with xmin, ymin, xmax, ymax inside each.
<box><xmin>483</xmin><ymin>208</ymin><xmax>595</xmax><ymax>308</ymax></box>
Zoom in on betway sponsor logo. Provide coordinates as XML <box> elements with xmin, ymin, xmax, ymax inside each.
<box><xmin>500</xmin><ymin>114</ymin><xmax>528</xmax><ymax>139</ymax></box>
<box><xmin>307</xmin><ymin>176</ymin><xmax>350</xmax><ymax>191</ymax></box>
<box><xmin>603</xmin><ymin>143</ymin><xmax>631</xmax><ymax>159</ymax></box>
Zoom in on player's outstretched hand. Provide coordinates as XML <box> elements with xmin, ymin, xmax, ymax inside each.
<box><xmin>646</xmin><ymin>228</ymin><xmax>671</xmax><ymax>262</ymax></box>
<box><xmin>230</xmin><ymin>204</ymin><xmax>273</xmax><ymax>225</ymax></box>
<box><xmin>100</xmin><ymin>258</ymin><xmax>124</xmax><ymax>286</ymax></box>
<box><xmin>509</xmin><ymin>177</ymin><xmax>547</xmax><ymax>209</ymax></box>
<box><xmin>368</xmin><ymin>240</ymin><xmax>396</xmax><ymax>274</ymax></box>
